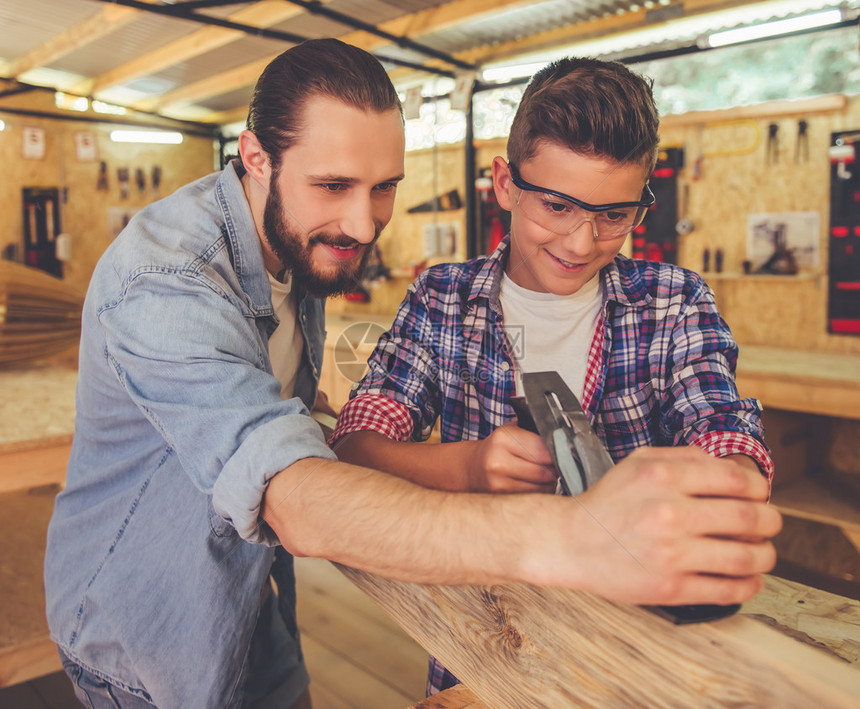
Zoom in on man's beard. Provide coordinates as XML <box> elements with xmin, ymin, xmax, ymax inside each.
<box><xmin>262</xmin><ymin>181</ymin><xmax>378</xmax><ymax>298</ymax></box>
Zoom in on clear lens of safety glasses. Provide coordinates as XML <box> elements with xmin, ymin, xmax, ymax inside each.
<box><xmin>515</xmin><ymin>189</ymin><xmax>647</xmax><ymax>240</ymax></box>
<box><xmin>507</xmin><ymin>162</ymin><xmax>654</xmax><ymax>241</ymax></box>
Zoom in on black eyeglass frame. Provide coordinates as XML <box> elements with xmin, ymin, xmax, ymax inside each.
<box><xmin>507</xmin><ymin>162</ymin><xmax>655</xmax><ymax>214</ymax></box>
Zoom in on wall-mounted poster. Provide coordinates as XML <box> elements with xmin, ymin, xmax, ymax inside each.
<box><xmin>746</xmin><ymin>211</ymin><xmax>820</xmax><ymax>272</ymax></box>
<box><xmin>22</xmin><ymin>127</ymin><xmax>46</xmax><ymax>159</ymax></box>
<box><xmin>75</xmin><ymin>131</ymin><xmax>98</xmax><ymax>162</ymax></box>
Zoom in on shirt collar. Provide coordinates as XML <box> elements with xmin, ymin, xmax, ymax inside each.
<box><xmin>602</xmin><ymin>254</ymin><xmax>653</xmax><ymax>309</ymax></box>
<box><xmin>217</xmin><ymin>159</ymin><xmax>274</xmax><ymax>315</ymax></box>
<box><xmin>465</xmin><ymin>236</ymin><xmax>511</xmax><ymax>316</ymax></box>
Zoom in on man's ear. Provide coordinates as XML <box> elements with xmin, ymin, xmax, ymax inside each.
<box><xmin>238</xmin><ymin>130</ymin><xmax>271</xmax><ymax>187</ymax></box>
<box><xmin>491</xmin><ymin>156</ymin><xmax>514</xmax><ymax>211</ymax></box>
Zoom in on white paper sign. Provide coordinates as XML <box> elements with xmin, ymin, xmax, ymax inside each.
<box><xmin>75</xmin><ymin>131</ymin><xmax>98</xmax><ymax>162</ymax></box>
<box><xmin>23</xmin><ymin>127</ymin><xmax>46</xmax><ymax>159</ymax></box>
<box><xmin>404</xmin><ymin>86</ymin><xmax>423</xmax><ymax>121</ymax></box>
<box><xmin>450</xmin><ymin>72</ymin><xmax>476</xmax><ymax>111</ymax></box>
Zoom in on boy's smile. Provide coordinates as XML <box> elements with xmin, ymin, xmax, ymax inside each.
<box><xmin>493</xmin><ymin>144</ymin><xmax>650</xmax><ymax>295</ymax></box>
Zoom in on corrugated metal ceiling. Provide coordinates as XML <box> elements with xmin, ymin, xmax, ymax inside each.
<box><xmin>0</xmin><ymin>0</ymin><xmax>851</xmax><ymax>127</ymax></box>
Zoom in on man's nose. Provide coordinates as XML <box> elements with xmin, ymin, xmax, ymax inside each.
<box><xmin>340</xmin><ymin>196</ymin><xmax>377</xmax><ymax>244</ymax></box>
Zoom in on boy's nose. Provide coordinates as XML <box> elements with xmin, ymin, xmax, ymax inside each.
<box><xmin>561</xmin><ymin>216</ymin><xmax>598</xmax><ymax>254</ymax></box>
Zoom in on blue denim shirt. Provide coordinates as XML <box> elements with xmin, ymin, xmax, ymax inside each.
<box><xmin>44</xmin><ymin>160</ymin><xmax>336</xmax><ymax>708</ymax></box>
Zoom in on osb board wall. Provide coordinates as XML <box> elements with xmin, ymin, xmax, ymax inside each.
<box><xmin>660</xmin><ymin>94</ymin><xmax>860</xmax><ymax>355</ymax></box>
<box><xmin>329</xmin><ymin>142</ymin><xmax>468</xmax><ymax>317</ymax></box>
<box><xmin>0</xmin><ymin>96</ymin><xmax>216</xmax><ymax>296</ymax></box>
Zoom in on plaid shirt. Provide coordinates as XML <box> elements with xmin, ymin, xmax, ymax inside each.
<box><xmin>331</xmin><ymin>236</ymin><xmax>772</xmax><ymax>695</ymax></box>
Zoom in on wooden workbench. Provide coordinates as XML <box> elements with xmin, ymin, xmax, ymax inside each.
<box><xmin>338</xmin><ymin>566</ymin><xmax>860</xmax><ymax>709</ymax></box>
<box><xmin>735</xmin><ymin>346</ymin><xmax>860</xmax><ymax>561</ymax></box>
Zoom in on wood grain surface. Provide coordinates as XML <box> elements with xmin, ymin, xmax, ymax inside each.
<box><xmin>338</xmin><ymin>565</ymin><xmax>860</xmax><ymax>709</ymax></box>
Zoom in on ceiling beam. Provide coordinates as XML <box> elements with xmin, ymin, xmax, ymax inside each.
<box><xmin>72</xmin><ymin>0</ymin><xmax>325</xmax><ymax>97</ymax></box>
<box><xmin>148</xmin><ymin>0</ymin><xmax>535</xmax><ymax>115</ymax></box>
<box><xmin>386</xmin><ymin>0</ymin><xmax>771</xmax><ymax>85</ymax></box>
<box><xmin>4</xmin><ymin>0</ymin><xmax>162</xmax><ymax>79</ymax></box>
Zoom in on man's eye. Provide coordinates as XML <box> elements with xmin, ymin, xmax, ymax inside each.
<box><xmin>375</xmin><ymin>182</ymin><xmax>397</xmax><ymax>193</ymax></box>
<box><xmin>321</xmin><ymin>183</ymin><xmax>347</xmax><ymax>192</ymax></box>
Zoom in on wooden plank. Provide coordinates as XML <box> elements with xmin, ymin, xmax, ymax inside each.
<box><xmin>0</xmin><ymin>441</ymin><xmax>70</xmax><ymax>494</ymax></box>
<box><xmin>337</xmin><ymin>566</ymin><xmax>860</xmax><ymax>709</ymax></box>
<box><xmin>295</xmin><ymin>560</ymin><xmax>427</xmax><ymax>699</ymax></box>
<box><xmin>772</xmin><ymin>478</ymin><xmax>860</xmax><ymax>534</ymax></box>
<box><xmin>0</xmin><ymin>637</ymin><xmax>62</xmax><ymax>689</ymax></box>
<box><xmin>741</xmin><ymin>575</ymin><xmax>860</xmax><ymax>665</ymax></box>
<box><xmin>410</xmin><ymin>684</ymin><xmax>486</xmax><ymax>709</ymax></box>
<box><xmin>300</xmin><ymin>633</ymin><xmax>416</xmax><ymax>709</ymax></box>
<box><xmin>0</xmin><ymin>487</ymin><xmax>62</xmax><ymax>688</ymax></box>
<box><xmin>6</xmin><ymin>1</ymin><xmax>161</xmax><ymax>78</ymax></box>
<box><xmin>121</xmin><ymin>0</ymin><xmax>335</xmax><ymax>108</ymax></box>
<box><xmin>735</xmin><ymin>346</ymin><xmax>860</xmax><ymax>420</ymax></box>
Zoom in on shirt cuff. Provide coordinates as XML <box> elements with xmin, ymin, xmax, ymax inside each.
<box><xmin>693</xmin><ymin>430</ymin><xmax>774</xmax><ymax>486</ymax></box>
<box><xmin>212</xmin><ymin>412</ymin><xmax>337</xmax><ymax>545</ymax></box>
<box><xmin>330</xmin><ymin>394</ymin><xmax>414</xmax><ymax>448</ymax></box>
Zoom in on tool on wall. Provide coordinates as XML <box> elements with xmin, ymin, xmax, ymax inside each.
<box><xmin>512</xmin><ymin>371</ymin><xmax>741</xmax><ymax>624</ymax></box>
<box><xmin>117</xmin><ymin>168</ymin><xmax>130</xmax><ymax>199</ymax></box>
<box><xmin>97</xmin><ymin>161</ymin><xmax>109</xmax><ymax>191</ymax></box>
<box><xmin>795</xmin><ymin>120</ymin><xmax>809</xmax><ymax>163</ymax></box>
<box><xmin>152</xmin><ymin>165</ymin><xmax>162</xmax><ymax>199</ymax></box>
<box><xmin>135</xmin><ymin>168</ymin><xmax>146</xmax><ymax>195</ymax></box>
<box><xmin>675</xmin><ymin>183</ymin><xmax>695</xmax><ymax>236</ymax></box>
<box><xmin>766</xmin><ymin>123</ymin><xmax>779</xmax><ymax>164</ymax></box>
<box><xmin>407</xmin><ymin>189</ymin><xmax>463</xmax><ymax>213</ymax></box>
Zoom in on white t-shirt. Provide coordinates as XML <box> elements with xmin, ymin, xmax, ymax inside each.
<box><xmin>499</xmin><ymin>273</ymin><xmax>604</xmax><ymax>400</ymax></box>
<box><xmin>267</xmin><ymin>271</ymin><xmax>304</xmax><ymax>400</ymax></box>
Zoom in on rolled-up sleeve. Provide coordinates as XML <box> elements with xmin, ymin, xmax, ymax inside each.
<box><xmin>100</xmin><ymin>270</ymin><xmax>335</xmax><ymax>544</ymax></box>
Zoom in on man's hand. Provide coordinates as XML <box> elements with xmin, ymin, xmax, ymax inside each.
<box><xmin>534</xmin><ymin>446</ymin><xmax>782</xmax><ymax>607</ymax></box>
<box><xmin>466</xmin><ymin>422</ymin><xmax>557</xmax><ymax>493</ymax></box>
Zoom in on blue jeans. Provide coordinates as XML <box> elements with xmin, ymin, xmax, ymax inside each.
<box><xmin>58</xmin><ymin>577</ymin><xmax>309</xmax><ymax>708</ymax></box>
<box><xmin>60</xmin><ymin>648</ymin><xmax>154</xmax><ymax>708</ymax></box>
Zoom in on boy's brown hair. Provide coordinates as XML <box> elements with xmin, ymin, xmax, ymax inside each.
<box><xmin>507</xmin><ymin>57</ymin><xmax>660</xmax><ymax>171</ymax></box>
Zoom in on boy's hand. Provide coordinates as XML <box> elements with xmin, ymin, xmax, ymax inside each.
<box><xmin>467</xmin><ymin>423</ymin><xmax>557</xmax><ymax>493</ymax></box>
<box><xmin>543</xmin><ymin>446</ymin><xmax>782</xmax><ymax>606</ymax></box>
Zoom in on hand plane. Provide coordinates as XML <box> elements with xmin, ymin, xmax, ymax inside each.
<box><xmin>512</xmin><ymin>371</ymin><xmax>740</xmax><ymax>625</ymax></box>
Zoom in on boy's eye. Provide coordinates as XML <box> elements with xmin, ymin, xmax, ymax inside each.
<box><xmin>542</xmin><ymin>197</ymin><xmax>572</xmax><ymax>215</ymax></box>
<box><xmin>602</xmin><ymin>210</ymin><xmax>629</xmax><ymax>223</ymax></box>
<box><xmin>375</xmin><ymin>182</ymin><xmax>397</xmax><ymax>193</ymax></box>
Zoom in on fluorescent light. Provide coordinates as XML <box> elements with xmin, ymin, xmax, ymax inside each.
<box><xmin>481</xmin><ymin>61</ymin><xmax>549</xmax><ymax>83</ymax></box>
<box><xmin>708</xmin><ymin>9</ymin><xmax>842</xmax><ymax>47</ymax></box>
<box><xmin>110</xmin><ymin>130</ymin><xmax>183</xmax><ymax>144</ymax></box>
<box><xmin>0</xmin><ymin>119</ymin><xmax>5</xmax><ymax>131</ymax></box>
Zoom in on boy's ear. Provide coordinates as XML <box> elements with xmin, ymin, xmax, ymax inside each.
<box><xmin>238</xmin><ymin>130</ymin><xmax>271</xmax><ymax>187</ymax></box>
<box><xmin>491</xmin><ymin>156</ymin><xmax>514</xmax><ymax>211</ymax></box>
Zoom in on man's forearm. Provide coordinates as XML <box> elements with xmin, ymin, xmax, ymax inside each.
<box><xmin>262</xmin><ymin>455</ymin><xmax>545</xmax><ymax>584</ymax></box>
<box><xmin>262</xmin><ymin>448</ymin><xmax>783</xmax><ymax>606</ymax></box>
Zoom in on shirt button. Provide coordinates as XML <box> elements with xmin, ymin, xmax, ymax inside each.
<box><xmin>351</xmin><ymin>382</ymin><xmax>359</xmax><ymax>390</ymax></box>
<box><xmin>500</xmin><ymin>362</ymin><xmax>510</xmax><ymax>372</ymax></box>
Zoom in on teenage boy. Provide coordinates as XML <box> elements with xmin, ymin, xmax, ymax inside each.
<box><xmin>331</xmin><ymin>57</ymin><xmax>775</xmax><ymax>695</ymax></box>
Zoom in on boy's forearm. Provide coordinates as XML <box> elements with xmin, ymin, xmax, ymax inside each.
<box><xmin>333</xmin><ymin>430</ymin><xmax>478</xmax><ymax>491</ymax></box>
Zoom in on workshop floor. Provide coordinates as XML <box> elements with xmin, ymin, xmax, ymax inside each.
<box><xmin>0</xmin><ymin>557</ymin><xmax>427</xmax><ymax>709</ymax></box>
